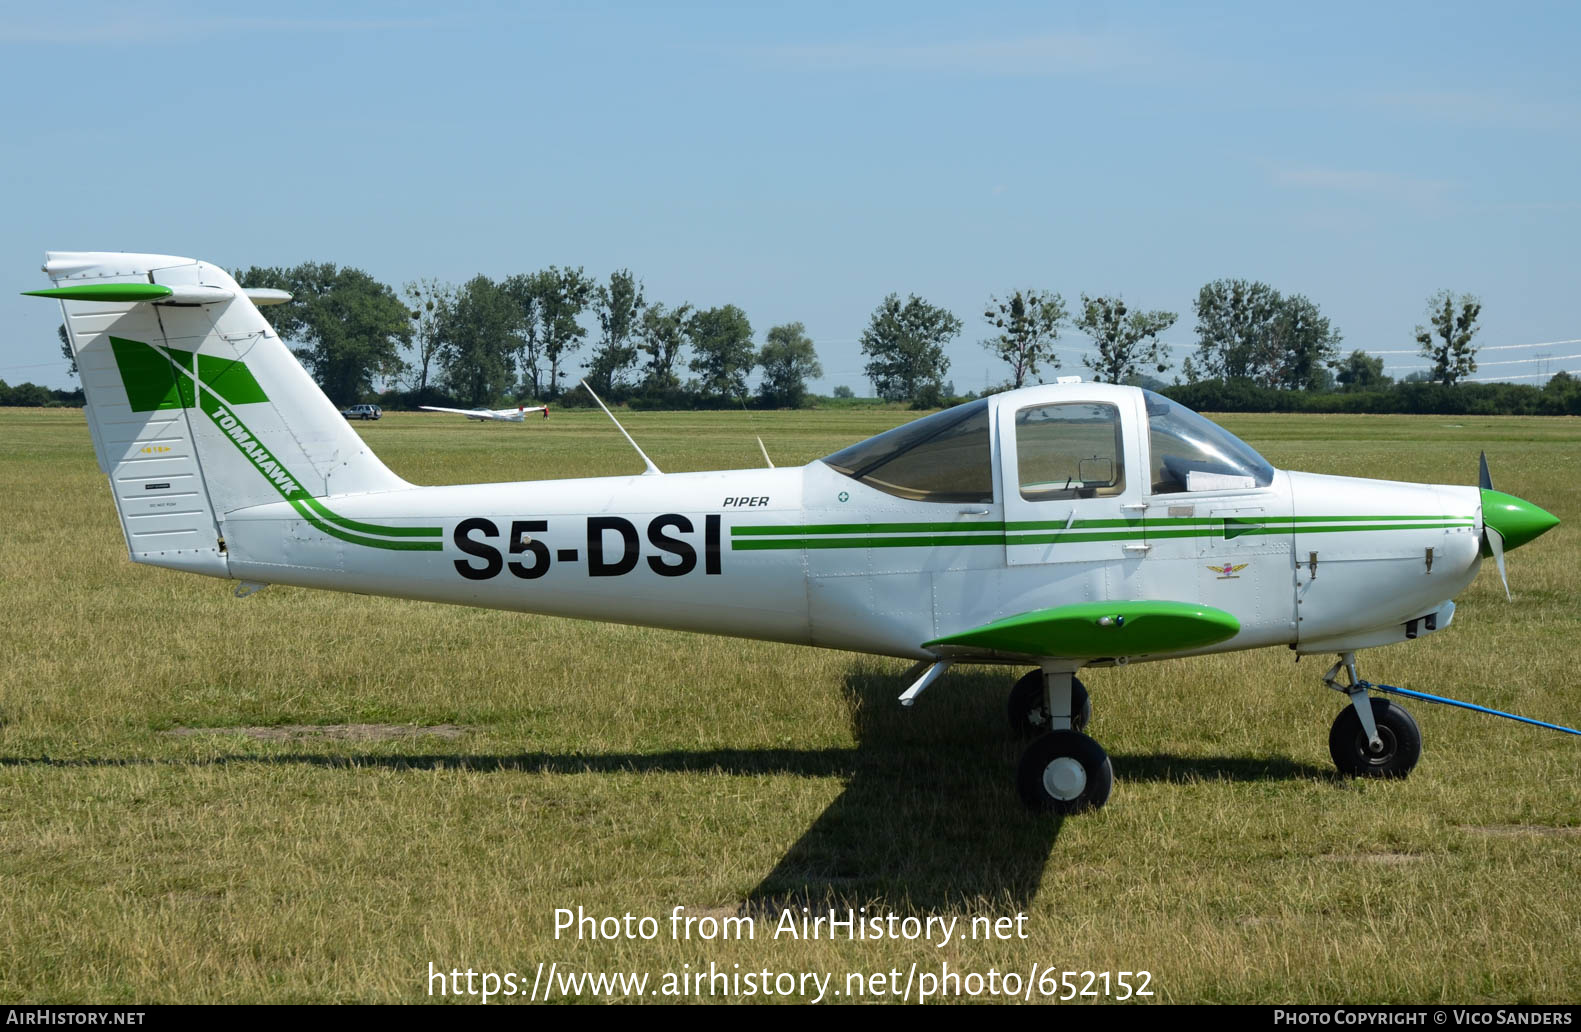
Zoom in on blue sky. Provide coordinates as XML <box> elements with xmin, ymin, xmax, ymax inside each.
<box><xmin>2</xmin><ymin>0</ymin><xmax>1577</xmax><ymax>393</ymax></box>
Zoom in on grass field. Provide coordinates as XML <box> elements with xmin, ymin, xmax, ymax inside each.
<box><xmin>1</xmin><ymin>405</ymin><xmax>1579</xmax><ymax>1004</ymax></box>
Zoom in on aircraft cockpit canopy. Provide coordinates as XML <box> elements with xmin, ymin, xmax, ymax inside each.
<box><xmin>1142</xmin><ymin>390</ymin><xmax>1274</xmax><ymax>494</ymax></box>
<box><xmin>821</xmin><ymin>398</ymin><xmax>994</xmax><ymax>503</ymax></box>
<box><xmin>821</xmin><ymin>390</ymin><xmax>1277</xmax><ymax>504</ymax></box>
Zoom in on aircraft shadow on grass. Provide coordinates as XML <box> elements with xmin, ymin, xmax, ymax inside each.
<box><xmin>5</xmin><ymin>666</ymin><xmax>1330</xmax><ymax>915</ymax></box>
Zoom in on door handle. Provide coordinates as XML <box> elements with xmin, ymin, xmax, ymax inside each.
<box><xmin>958</xmin><ymin>508</ymin><xmax>989</xmax><ymax>516</ymax></box>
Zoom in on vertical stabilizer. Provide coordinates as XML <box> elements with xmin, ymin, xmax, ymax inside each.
<box><xmin>41</xmin><ymin>251</ymin><xmax>409</xmax><ymax>577</ymax></box>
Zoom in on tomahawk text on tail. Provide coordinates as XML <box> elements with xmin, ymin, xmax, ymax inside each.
<box><xmin>30</xmin><ymin>250</ymin><xmax>1566</xmax><ymax>813</ymax></box>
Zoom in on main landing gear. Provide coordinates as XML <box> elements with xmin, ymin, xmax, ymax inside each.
<box><xmin>1008</xmin><ymin>670</ymin><xmax>1090</xmax><ymax>736</ymax></box>
<box><xmin>1015</xmin><ymin>670</ymin><xmax>1112</xmax><ymax>813</ymax></box>
<box><xmin>1322</xmin><ymin>652</ymin><xmax>1421</xmax><ymax>778</ymax></box>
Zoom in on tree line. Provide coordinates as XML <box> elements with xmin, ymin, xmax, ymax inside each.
<box><xmin>235</xmin><ymin>263</ymin><xmax>823</xmax><ymax>410</ymax></box>
<box><xmin>857</xmin><ymin>281</ymin><xmax>1488</xmax><ymax>406</ymax></box>
<box><xmin>26</xmin><ymin>260</ymin><xmax>1537</xmax><ymax>414</ymax></box>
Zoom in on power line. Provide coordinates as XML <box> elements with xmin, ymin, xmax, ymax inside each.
<box><xmin>1463</xmin><ymin>370</ymin><xmax>1576</xmax><ymax>383</ymax></box>
<box><xmin>0</xmin><ymin>360</ymin><xmax>70</xmax><ymax>373</ymax></box>
<box><xmin>1392</xmin><ymin>352</ymin><xmax>1581</xmax><ymax>371</ymax></box>
<box><xmin>1368</xmin><ymin>338</ymin><xmax>1581</xmax><ymax>355</ymax></box>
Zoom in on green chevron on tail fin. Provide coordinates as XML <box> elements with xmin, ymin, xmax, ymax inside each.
<box><xmin>109</xmin><ymin>336</ymin><xmax>270</xmax><ymax>412</ymax></box>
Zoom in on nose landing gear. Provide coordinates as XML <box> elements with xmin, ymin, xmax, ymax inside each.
<box><xmin>1323</xmin><ymin>652</ymin><xmax>1421</xmax><ymax>778</ymax></box>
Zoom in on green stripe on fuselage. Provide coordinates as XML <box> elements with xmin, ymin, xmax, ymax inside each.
<box><xmin>731</xmin><ymin>514</ymin><xmax>1474</xmax><ymax>537</ymax></box>
<box><xmin>203</xmin><ymin>400</ymin><xmax>442</xmax><ymax>551</ymax></box>
<box><xmin>730</xmin><ymin>518</ymin><xmax>1474</xmax><ymax>550</ymax></box>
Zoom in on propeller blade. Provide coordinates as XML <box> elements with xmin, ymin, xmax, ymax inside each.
<box><xmin>1484</xmin><ymin>524</ymin><xmax>1512</xmax><ymax>601</ymax></box>
<box><xmin>1479</xmin><ymin>451</ymin><xmax>1493</xmax><ymax>491</ymax></box>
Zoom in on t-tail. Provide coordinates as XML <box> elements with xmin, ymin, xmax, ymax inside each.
<box><xmin>32</xmin><ymin>251</ymin><xmax>410</xmax><ymax>579</ymax></box>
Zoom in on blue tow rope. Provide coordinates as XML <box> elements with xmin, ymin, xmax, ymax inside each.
<box><xmin>1357</xmin><ymin>680</ymin><xmax>1581</xmax><ymax>738</ymax></box>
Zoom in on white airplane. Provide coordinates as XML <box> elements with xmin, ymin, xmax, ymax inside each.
<box><xmin>419</xmin><ymin>404</ymin><xmax>548</xmax><ymax>422</ymax></box>
<box><xmin>30</xmin><ymin>251</ymin><xmax>1566</xmax><ymax>813</ymax></box>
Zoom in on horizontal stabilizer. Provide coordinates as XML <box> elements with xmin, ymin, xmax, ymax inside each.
<box><xmin>925</xmin><ymin>600</ymin><xmax>1240</xmax><ymax>660</ymax></box>
<box><xmin>23</xmin><ymin>283</ymin><xmax>291</xmax><ymax>306</ymax></box>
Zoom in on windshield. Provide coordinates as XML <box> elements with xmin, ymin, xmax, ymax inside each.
<box><xmin>821</xmin><ymin>399</ymin><xmax>993</xmax><ymax>503</ymax></box>
<box><xmin>1144</xmin><ymin>390</ymin><xmax>1274</xmax><ymax>493</ymax></box>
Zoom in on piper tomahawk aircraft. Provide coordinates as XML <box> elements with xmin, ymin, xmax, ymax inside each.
<box><xmin>419</xmin><ymin>403</ymin><xmax>548</xmax><ymax>422</ymax></box>
<box><xmin>30</xmin><ymin>251</ymin><xmax>1562</xmax><ymax>813</ymax></box>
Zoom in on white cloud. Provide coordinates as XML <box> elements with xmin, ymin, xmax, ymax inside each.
<box><xmin>1270</xmin><ymin>165</ymin><xmax>1455</xmax><ymax>204</ymax></box>
<box><xmin>1366</xmin><ymin>89</ymin><xmax>1578</xmax><ymax>132</ymax></box>
<box><xmin>0</xmin><ymin>15</ymin><xmax>437</xmax><ymax>45</ymax></box>
<box><xmin>769</xmin><ymin>33</ymin><xmax>1154</xmax><ymax>78</ymax></box>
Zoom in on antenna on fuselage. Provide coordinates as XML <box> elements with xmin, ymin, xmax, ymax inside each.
<box><xmin>580</xmin><ymin>379</ymin><xmax>662</xmax><ymax>476</ymax></box>
<box><xmin>735</xmin><ymin>394</ymin><xmax>774</xmax><ymax>469</ymax></box>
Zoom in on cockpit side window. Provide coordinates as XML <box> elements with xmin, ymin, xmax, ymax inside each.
<box><xmin>821</xmin><ymin>399</ymin><xmax>993</xmax><ymax>503</ymax></box>
<box><xmin>1015</xmin><ymin>402</ymin><xmax>1125</xmax><ymax>501</ymax></box>
<box><xmin>1143</xmin><ymin>390</ymin><xmax>1275</xmax><ymax>494</ymax></box>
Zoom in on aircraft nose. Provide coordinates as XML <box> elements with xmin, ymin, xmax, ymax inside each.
<box><xmin>1481</xmin><ymin>489</ymin><xmax>1560</xmax><ymax>553</ymax></box>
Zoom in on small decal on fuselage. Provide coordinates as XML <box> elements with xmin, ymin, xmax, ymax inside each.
<box><xmin>722</xmin><ymin>496</ymin><xmax>769</xmax><ymax>507</ymax></box>
<box><xmin>1209</xmin><ymin>562</ymin><xmax>1249</xmax><ymax>579</ymax></box>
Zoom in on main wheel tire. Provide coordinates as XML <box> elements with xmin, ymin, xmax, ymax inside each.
<box><xmin>1017</xmin><ymin>730</ymin><xmax>1113</xmax><ymax>813</ymax></box>
<box><xmin>1329</xmin><ymin>698</ymin><xmax>1422</xmax><ymax>778</ymax></box>
<box><xmin>1008</xmin><ymin>671</ymin><xmax>1090</xmax><ymax>736</ymax></box>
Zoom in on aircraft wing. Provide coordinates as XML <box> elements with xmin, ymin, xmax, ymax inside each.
<box><xmin>923</xmin><ymin>601</ymin><xmax>1240</xmax><ymax>662</ymax></box>
<box><xmin>418</xmin><ymin>406</ymin><xmax>489</xmax><ymax>417</ymax></box>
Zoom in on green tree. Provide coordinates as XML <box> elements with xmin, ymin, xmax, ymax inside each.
<box><xmin>1074</xmin><ymin>295</ymin><xmax>1176</xmax><ymax>384</ymax></box>
<box><xmin>435</xmin><ymin>275</ymin><xmax>522</xmax><ymax>407</ymax></box>
<box><xmin>981</xmin><ymin>289</ymin><xmax>1067</xmax><ymax>388</ymax></box>
<box><xmin>536</xmin><ymin>267</ymin><xmax>595</xmax><ymax>396</ymax></box>
<box><xmin>1335</xmin><ymin>350</ymin><xmax>1392</xmax><ymax>392</ymax></box>
<box><xmin>1415</xmin><ymin>290</ymin><xmax>1482</xmax><ymax>385</ymax></box>
<box><xmin>688</xmin><ymin>305</ymin><xmax>756</xmax><ymax>400</ymax></box>
<box><xmin>58</xmin><ymin>324</ymin><xmax>75</xmax><ymax>378</ymax></box>
<box><xmin>238</xmin><ymin>263</ymin><xmax>411</xmax><ymax>404</ymax></box>
<box><xmin>1189</xmin><ymin>279</ymin><xmax>1282</xmax><ymax>382</ymax></box>
<box><xmin>1544</xmin><ymin>370</ymin><xmax>1581</xmax><ymax>414</ymax></box>
<box><xmin>1267</xmin><ymin>294</ymin><xmax>1342</xmax><ymax>391</ymax></box>
<box><xmin>500</xmin><ymin>272</ymin><xmax>547</xmax><ymax>398</ymax></box>
<box><xmin>832</xmin><ymin>385</ymin><xmax>855</xmax><ymax>399</ymax></box>
<box><xmin>860</xmin><ymin>293</ymin><xmax>962</xmax><ymax>406</ymax></box>
<box><xmin>586</xmin><ymin>269</ymin><xmax>646</xmax><ymax>394</ymax></box>
<box><xmin>402</xmin><ymin>278</ymin><xmax>454</xmax><ymax>394</ymax></box>
<box><xmin>756</xmin><ymin>322</ymin><xmax>822</xmax><ymax>408</ymax></box>
<box><xmin>637</xmin><ymin>302</ymin><xmax>693</xmax><ymax>391</ymax></box>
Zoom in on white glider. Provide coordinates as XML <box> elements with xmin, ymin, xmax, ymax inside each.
<box><xmin>419</xmin><ymin>404</ymin><xmax>548</xmax><ymax>422</ymax></box>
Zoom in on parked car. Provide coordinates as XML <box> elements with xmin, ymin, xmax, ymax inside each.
<box><xmin>341</xmin><ymin>404</ymin><xmax>382</xmax><ymax>421</ymax></box>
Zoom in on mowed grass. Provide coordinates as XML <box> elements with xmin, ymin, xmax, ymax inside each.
<box><xmin>1</xmin><ymin>405</ymin><xmax>1579</xmax><ymax>1004</ymax></box>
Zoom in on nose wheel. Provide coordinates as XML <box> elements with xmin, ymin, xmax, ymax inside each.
<box><xmin>1322</xmin><ymin>652</ymin><xmax>1422</xmax><ymax>778</ymax></box>
<box><xmin>1330</xmin><ymin>698</ymin><xmax>1421</xmax><ymax>777</ymax></box>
